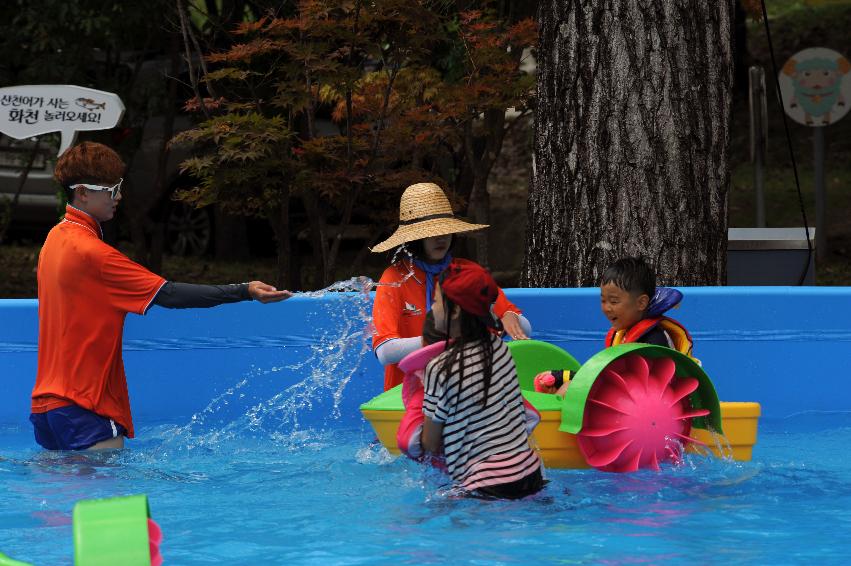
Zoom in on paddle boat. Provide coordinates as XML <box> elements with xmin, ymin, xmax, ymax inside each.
<box><xmin>360</xmin><ymin>340</ymin><xmax>760</xmax><ymax>472</ymax></box>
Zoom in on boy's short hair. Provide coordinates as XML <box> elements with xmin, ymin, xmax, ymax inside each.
<box><xmin>601</xmin><ymin>257</ymin><xmax>655</xmax><ymax>298</ymax></box>
<box><xmin>54</xmin><ymin>142</ymin><xmax>125</xmax><ymax>204</ymax></box>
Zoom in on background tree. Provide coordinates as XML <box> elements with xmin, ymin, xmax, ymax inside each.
<box><xmin>174</xmin><ymin>1</ymin><xmax>443</xmax><ymax>289</ymax></box>
<box><xmin>524</xmin><ymin>1</ymin><xmax>735</xmax><ymax>287</ymax></box>
<box><xmin>0</xmin><ymin>0</ymin><xmax>180</xmax><ymax>269</ymax></box>
<box><xmin>432</xmin><ymin>7</ymin><xmax>536</xmax><ymax>267</ymax></box>
<box><xmin>175</xmin><ymin>0</ymin><xmax>535</xmax><ymax>288</ymax></box>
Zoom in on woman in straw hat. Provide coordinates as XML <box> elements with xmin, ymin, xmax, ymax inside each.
<box><xmin>371</xmin><ymin>182</ymin><xmax>531</xmax><ymax>391</ymax></box>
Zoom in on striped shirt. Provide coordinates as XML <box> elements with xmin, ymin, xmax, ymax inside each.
<box><xmin>422</xmin><ymin>336</ymin><xmax>541</xmax><ymax>491</ymax></box>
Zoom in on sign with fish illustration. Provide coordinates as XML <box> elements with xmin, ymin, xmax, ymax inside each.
<box><xmin>0</xmin><ymin>85</ymin><xmax>124</xmax><ymax>155</ymax></box>
<box><xmin>779</xmin><ymin>47</ymin><xmax>851</xmax><ymax>127</ymax></box>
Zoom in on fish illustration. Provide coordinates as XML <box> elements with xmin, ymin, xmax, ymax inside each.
<box><xmin>75</xmin><ymin>97</ymin><xmax>106</xmax><ymax>111</ymax></box>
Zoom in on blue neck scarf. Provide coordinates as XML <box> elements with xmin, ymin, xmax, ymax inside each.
<box><xmin>414</xmin><ymin>253</ymin><xmax>453</xmax><ymax>311</ymax></box>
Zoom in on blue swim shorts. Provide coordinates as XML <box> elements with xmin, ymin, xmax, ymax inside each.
<box><xmin>29</xmin><ymin>405</ymin><xmax>126</xmax><ymax>450</ymax></box>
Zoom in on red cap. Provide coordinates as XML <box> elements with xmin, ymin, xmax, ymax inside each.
<box><xmin>440</xmin><ymin>260</ymin><xmax>498</xmax><ymax>319</ymax></box>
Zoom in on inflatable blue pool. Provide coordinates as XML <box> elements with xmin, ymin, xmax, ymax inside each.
<box><xmin>1</xmin><ymin>287</ymin><xmax>850</xmax><ymax>563</ymax></box>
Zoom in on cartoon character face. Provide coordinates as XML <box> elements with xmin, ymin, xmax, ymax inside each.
<box><xmin>782</xmin><ymin>54</ymin><xmax>850</xmax><ymax>124</ymax></box>
<box><xmin>796</xmin><ymin>67</ymin><xmax>843</xmax><ymax>90</ymax></box>
<box><xmin>784</xmin><ymin>57</ymin><xmax>849</xmax><ymax>85</ymax></box>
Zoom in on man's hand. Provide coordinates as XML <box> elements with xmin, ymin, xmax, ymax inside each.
<box><xmin>501</xmin><ymin>311</ymin><xmax>528</xmax><ymax>340</ymax></box>
<box><xmin>248</xmin><ymin>281</ymin><xmax>293</xmax><ymax>303</ymax></box>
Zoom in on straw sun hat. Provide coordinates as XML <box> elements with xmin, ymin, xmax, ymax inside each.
<box><xmin>370</xmin><ymin>183</ymin><xmax>489</xmax><ymax>253</ymax></box>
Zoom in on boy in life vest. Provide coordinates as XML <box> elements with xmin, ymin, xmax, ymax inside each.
<box><xmin>535</xmin><ymin>257</ymin><xmax>694</xmax><ymax>395</ymax></box>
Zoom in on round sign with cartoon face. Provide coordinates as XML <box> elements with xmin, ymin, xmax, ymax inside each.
<box><xmin>779</xmin><ymin>47</ymin><xmax>851</xmax><ymax>127</ymax></box>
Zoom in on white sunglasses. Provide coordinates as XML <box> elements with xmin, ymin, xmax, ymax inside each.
<box><xmin>72</xmin><ymin>178</ymin><xmax>123</xmax><ymax>200</ymax></box>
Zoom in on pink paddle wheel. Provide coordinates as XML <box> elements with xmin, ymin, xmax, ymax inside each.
<box><xmin>577</xmin><ymin>353</ymin><xmax>710</xmax><ymax>472</ymax></box>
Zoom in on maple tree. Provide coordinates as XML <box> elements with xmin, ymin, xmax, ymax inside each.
<box><xmin>174</xmin><ymin>0</ymin><xmax>536</xmax><ymax>288</ymax></box>
<box><xmin>433</xmin><ymin>8</ymin><xmax>536</xmax><ymax>265</ymax></box>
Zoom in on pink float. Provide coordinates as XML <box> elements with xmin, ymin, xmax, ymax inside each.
<box><xmin>148</xmin><ymin>518</ymin><xmax>163</xmax><ymax>566</ymax></box>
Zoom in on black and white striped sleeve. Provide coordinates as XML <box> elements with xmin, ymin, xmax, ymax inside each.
<box><xmin>423</xmin><ymin>361</ymin><xmax>449</xmax><ymax>423</ymax></box>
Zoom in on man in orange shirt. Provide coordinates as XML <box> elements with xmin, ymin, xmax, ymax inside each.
<box><xmin>370</xmin><ymin>183</ymin><xmax>531</xmax><ymax>391</ymax></box>
<box><xmin>31</xmin><ymin>142</ymin><xmax>291</xmax><ymax>451</ymax></box>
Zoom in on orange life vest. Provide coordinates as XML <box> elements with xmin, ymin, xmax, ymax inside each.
<box><xmin>605</xmin><ymin>316</ymin><xmax>694</xmax><ymax>358</ymax></box>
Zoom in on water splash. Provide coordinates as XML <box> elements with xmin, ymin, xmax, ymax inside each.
<box><xmin>696</xmin><ymin>427</ymin><xmax>735</xmax><ymax>462</ymax></box>
<box><xmin>165</xmin><ymin>270</ymin><xmax>421</xmax><ymax>451</ymax></box>
<box><xmin>293</xmin><ymin>275</ymin><xmax>376</xmax><ymax>298</ymax></box>
<box><xmin>293</xmin><ymin>244</ymin><xmax>415</xmax><ymax>297</ymax></box>
<box><xmin>376</xmin><ymin>243</ymin><xmax>417</xmax><ymax>288</ymax></box>
<box><xmin>160</xmin><ymin>246</ymin><xmax>422</xmax><ymax>451</ymax></box>
<box><xmin>665</xmin><ymin>427</ymin><xmax>735</xmax><ymax>470</ymax></box>
<box><xmin>355</xmin><ymin>440</ymin><xmax>395</xmax><ymax>466</ymax></box>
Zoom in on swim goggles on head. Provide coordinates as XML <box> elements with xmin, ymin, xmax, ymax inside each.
<box><xmin>72</xmin><ymin>178</ymin><xmax>123</xmax><ymax>200</ymax></box>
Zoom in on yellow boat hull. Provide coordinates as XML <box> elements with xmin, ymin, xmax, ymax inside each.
<box><xmin>361</xmin><ymin>401</ymin><xmax>760</xmax><ymax>469</ymax></box>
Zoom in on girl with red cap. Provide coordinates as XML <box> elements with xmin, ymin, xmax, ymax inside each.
<box><xmin>420</xmin><ymin>261</ymin><xmax>544</xmax><ymax>499</ymax></box>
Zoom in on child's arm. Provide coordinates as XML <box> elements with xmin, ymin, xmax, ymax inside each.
<box><xmin>494</xmin><ymin>289</ymin><xmax>532</xmax><ymax>340</ymax></box>
<box><xmin>422</xmin><ymin>359</ymin><xmax>448</xmax><ymax>453</ymax></box>
<box><xmin>422</xmin><ymin>416</ymin><xmax>444</xmax><ymax>453</ymax></box>
<box><xmin>375</xmin><ymin>337</ymin><xmax>422</xmax><ymax>365</ymax></box>
<box><xmin>501</xmin><ymin>311</ymin><xmax>531</xmax><ymax>340</ymax></box>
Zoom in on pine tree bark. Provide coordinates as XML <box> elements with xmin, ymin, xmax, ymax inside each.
<box><xmin>524</xmin><ymin>1</ymin><xmax>734</xmax><ymax>287</ymax></box>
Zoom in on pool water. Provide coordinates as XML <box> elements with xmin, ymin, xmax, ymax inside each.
<box><xmin>2</xmin><ymin>412</ymin><xmax>851</xmax><ymax>565</ymax></box>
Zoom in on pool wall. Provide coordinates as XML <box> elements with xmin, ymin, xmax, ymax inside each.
<box><xmin>2</xmin><ymin>287</ymin><xmax>849</xmax><ymax>430</ymax></box>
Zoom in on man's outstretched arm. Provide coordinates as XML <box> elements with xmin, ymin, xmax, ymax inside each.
<box><xmin>150</xmin><ymin>281</ymin><xmax>291</xmax><ymax>310</ymax></box>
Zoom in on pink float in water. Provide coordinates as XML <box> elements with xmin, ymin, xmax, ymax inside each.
<box><xmin>148</xmin><ymin>518</ymin><xmax>163</xmax><ymax>566</ymax></box>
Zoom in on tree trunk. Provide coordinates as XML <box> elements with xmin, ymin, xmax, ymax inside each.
<box><xmin>463</xmin><ymin>108</ymin><xmax>508</xmax><ymax>269</ymax></box>
<box><xmin>733</xmin><ymin>0</ymin><xmax>749</xmax><ymax>98</ymax></box>
<box><xmin>467</xmin><ymin>175</ymin><xmax>491</xmax><ymax>268</ymax></box>
<box><xmin>214</xmin><ymin>206</ymin><xmax>249</xmax><ymax>261</ymax></box>
<box><xmin>268</xmin><ymin>195</ymin><xmax>293</xmax><ymax>291</ymax></box>
<box><xmin>127</xmin><ymin>32</ymin><xmax>180</xmax><ymax>273</ymax></box>
<box><xmin>524</xmin><ymin>0</ymin><xmax>734</xmax><ymax>287</ymax></box>
<box><xmin>301</xmin><ymin>190</ymin><xmax>330</xmax><ymax>287</ymax></box>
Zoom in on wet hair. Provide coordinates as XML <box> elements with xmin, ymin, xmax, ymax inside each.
<box><xmin>54</xmin><ymin>142</ymin><xmax>125</xmax><ymax>204</ymax></box>
<box><xmin>436</xmin><ymin>295</ymin><xmax>503</xmax><ymax>406</ymax></box>
<box><xmin>601</xmin><ymin>257</ymin><xmax>655</xmax><ymax>298</ymax></box>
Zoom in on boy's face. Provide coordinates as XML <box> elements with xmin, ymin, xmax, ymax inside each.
<box><xmin>600</xmin><ymin>283</ymin><xmax>650</xmax><ymax>331</ymax></box>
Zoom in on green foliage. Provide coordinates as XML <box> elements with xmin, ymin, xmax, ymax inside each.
<box><xmin>0</xmin><ymin>1</ymin><xmax>168</xmax><ymax>85</ymax></box>
<box><xmin>174</xmin><ymin>112</ymin><xmax>295</xmax><ymax>216</ymax></box>
<box><xmin>174</xmin><ymin>0</ymin><xmax>537</xmax><ymax>283</ymax></box>
<box><xmin>0</xmin><ymin>0</ymin><xmax>176</xmax><ymax>154</ymax></box>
